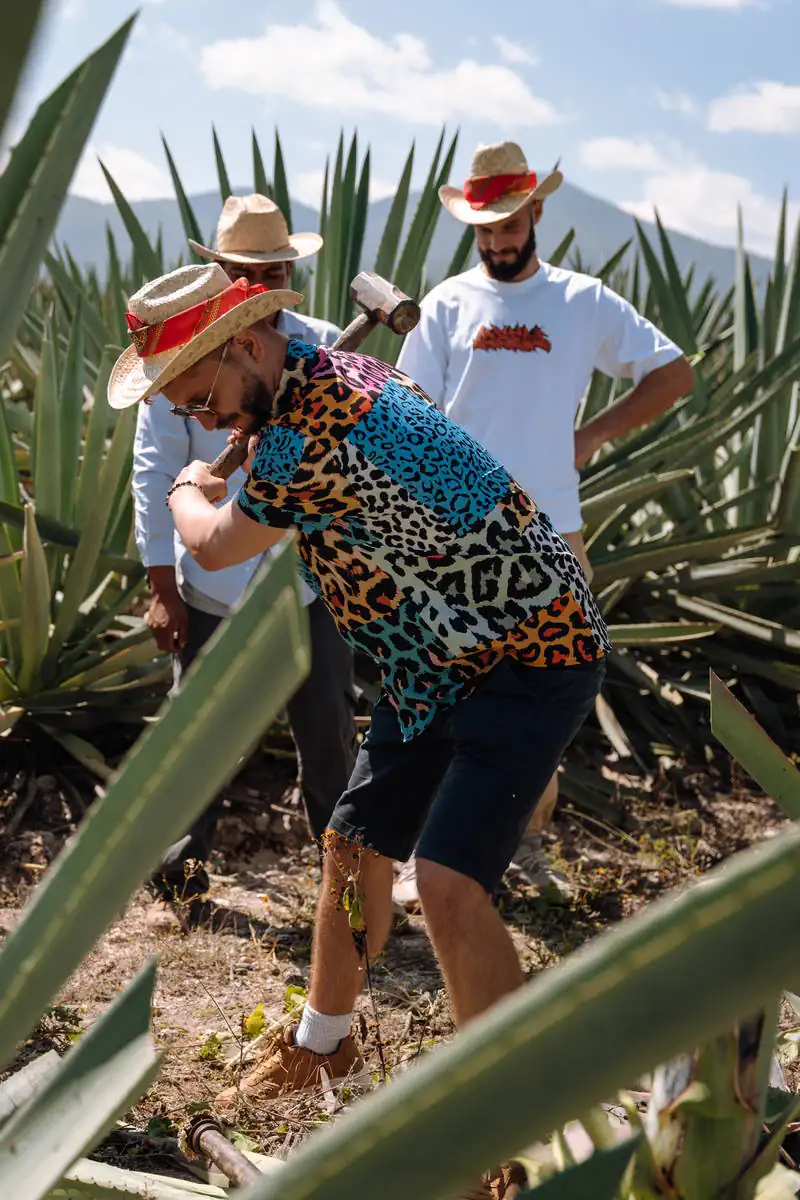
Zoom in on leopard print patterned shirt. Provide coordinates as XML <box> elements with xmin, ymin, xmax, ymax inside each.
<box><xmin>239</xmin><ymin>339</ymin><xmax>611</xmax><ymax>741</ymax></box>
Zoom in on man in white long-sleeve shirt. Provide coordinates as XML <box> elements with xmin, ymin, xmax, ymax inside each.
<box><xmin>396</xmin><ymin>142</ymin><xmax>694</xmax><ymax>895</ymax></box>
<box><xmin>133</xmin><ymin>195</ymin><xmax>356</xmax><ymax>927</ymax></box>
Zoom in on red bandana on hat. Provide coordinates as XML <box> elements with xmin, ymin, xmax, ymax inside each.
<box><xmin>462</xmin><ymin>171</ymin><xmax>538</xmax><ymax>211</ymax></box>
<box><xmin>126</xmin><ymin>278</ymin><xmax>268</xmax><ymax>358</ymax></box>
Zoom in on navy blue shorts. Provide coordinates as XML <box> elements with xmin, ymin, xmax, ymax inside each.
<box><xmin>327</xmin><ymin>657</ymin><xmax>606</xmax><ymax>893</ymax></box>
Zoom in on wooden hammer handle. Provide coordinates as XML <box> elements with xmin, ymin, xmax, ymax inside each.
<box><xmin>207</xmin><ymin>312</ymin><xmax>378</xmax><ymax>481</ymax></box>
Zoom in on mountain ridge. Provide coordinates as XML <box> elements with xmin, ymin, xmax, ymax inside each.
<box><xmin>57</xmin><ymin>179</ymin><xmax>772</xmax><ymax>292</ymax></box>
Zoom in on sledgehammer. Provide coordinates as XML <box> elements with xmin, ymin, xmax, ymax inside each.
<box><xmin>207</xmin><ymin>271</ymin><xmax>420</xmax><ymax>480</ymax></box>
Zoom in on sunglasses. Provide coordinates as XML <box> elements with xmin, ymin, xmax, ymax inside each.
<box><xmin>170</xmin><ymin>341</ymin><xmax>230</xmax><ymax>418</ymax></box>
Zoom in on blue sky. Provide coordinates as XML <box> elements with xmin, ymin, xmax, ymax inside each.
<box><xmin>17</xmin><ymin>0</ymin><xmax>800</xmax><ymax>256</ymax></box>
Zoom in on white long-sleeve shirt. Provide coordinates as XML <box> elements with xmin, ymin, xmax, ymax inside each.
<box><xmin>396</xmin><ymin>262</ymin><xmax>682</xmax><ymax>533</ymax></box>
<box><xmin>133</xmin><ymin>309</ymin><xmax>340</xmax><ymax>616</ymax></box>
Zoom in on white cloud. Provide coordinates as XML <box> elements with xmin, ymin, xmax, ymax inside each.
<box><xmin>655</xmin><ymin>89</ymin><xmax>698</xmax><ymax>116</ymax></box>
<box><xmin>708</xmin><ymin>81</ymin><xmax>800</xmax><ymax>133</ymax></box>
<box><xmin>200</xmin><ymin>1</ymin><xmax>561</xmax><ymax>127</ymax></box>
<box><xmin>492</xmin><ymin>35</ymin><xmax>539</xmax><ymax>66</ymax></box>
<box><xmin>621</xmin><ymin>164</ymin><xmax>796</xmax><ymax>256</ymax></box>
<box><xmin>70</xmin><ymin>144</ymin><xmax>172</xmax><ymax>203</ymax></box>
<box><xmin>579</xmin><ymin>137</ymin><xmax>668</xmax><ymax>172</ymax></box>
<box><xmin>292</xmin><ymin>170</ymin><xmax>326</xmax><ymax>209</ymax></box>
<box><xmin>370</xmin><ymin>177</ymin><xmax>400</xmax><ymax>202</ymax></box>
<box><xmin>659</xmin><ymin>0</ymin><xmax>760</xmax><ymax>7</ymax></box>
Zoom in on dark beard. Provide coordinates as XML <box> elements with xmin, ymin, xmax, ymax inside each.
<box><xmin>479</xmin><ymin>218</ymin><xmax>537</xmax><ymax>282</ymax></box>
<box><xmin>241</xmin><ymin>377</ymin><xmax>274</xmax><ymax>426</ymax></box>
<box><xmin>216</xmin><ymin>377</ymin><xmax>275</xmax><ymax>432</ymax></box>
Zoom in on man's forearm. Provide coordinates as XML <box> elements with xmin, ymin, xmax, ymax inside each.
<box><xmin>586</xmin><ymin>357</ymin><xmax>693</xmax><ymax>444</ymax></box>
<box><xmin>168</xmin><ymin>486</ymin><xmax>221</xmax><ymax>569</ymax></box>
<box><xmin>575</xmin><ymin>356</ymin><xmax>694</xmax><ymax>467</ymax></box>
<box><xmin>147</xmin><ymin>564</ymin><xmax>179</xmax><ymax>595</ymax></box>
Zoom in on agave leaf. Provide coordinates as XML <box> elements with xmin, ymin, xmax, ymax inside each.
<box><xmin>0</xmin><ymin>18</ymin><xmax>133</xmax><ymax>364</ymax></box>
<box><xmin>252</xmin><ymin>128</ymin><xmax>270</xmax><ymax>197</ymax></box>
<box><xmin>44</xmin><ymin>405</ymin><xmax>137</xmax><ymax>671</ymax></box>
<box><xmin>635</xmin><ymin>220</ymin><xmax>694</xmax><ymax>356</ymax></box>
<box><xmin>373</xmin><ymin>142</ymin><xmax>414</xmax><ymax>282</ymax></box>
<box><xmin>58</xmin><ymin>294</ymin><xmax>85</xmax><ymax>525</ymax></box>
<box><xmin>335</xmin><ymin>133</ymin><xmax>359</xmax><ymax>325</ymax></box>
<box><xmin>0</xmin><ymin>541</ymin><xmax>309</xmax><ymax>1070</ymax></box>
<box><xmin>238</xmin><ymin>824</ymin><xmax>800</xmax><ymax>1200</ymax></box>
<box><xmin>0</xmin><ymin>3</ymin><xmax>48</xmax><ymax>140</ymax></box>
<box><xmin>311</xmin><ymin>157</ymin><xmax>330</xmax><ymax>317</ymax></box>
<box><xmin>674</xmin><ymin>593</ymin><xmax>800</xmax><ymax>653</ymax></box>
<box><xmin>212</xmin><ymin>123</ymin><xmax>232</xmax><ymax>203</ymax></box>
<box><xmin>0</xmin><ymin>499</ymin><xmax>143</xmax><ymax>579</ymax></box>
<box><xmin>596</xmin><ymin>238</ymin><xmax>633</xmax><ymax>284</ymax></box>
<box><xmin>0</xmin><ymin>964</ymin><xmax>160</xmax><ymax>1200</ymax></box>
<box><xmin>519</xmin><ymin>1137</ymin><xmax>639</xmax><ymax>1198</ymax></box>
<box><xmin>41</xmin><ymin>726</ymin><xmax>111</xmax><ymax>779</ymax></box>
<box><xmin>323</xmin><ymin>132</ymin><xmax>346</xmax><ymax>322</ymax></box>
<box><xmin>608</xmin><ymin>622</ymin><xmax>719</xmax><ymax>647</ymax></box>
<box><xmin>710</xmin><ymin>673</ymin><xmax>800</xmax><ymax>820</ymax></box>
<box><xmin>776</xmin><ymin>218</ymin><xmax>800</xmax><ymax>354</ymax></box>
<box><xmin>59</xmin><ymin>631</ymin><xmax>156</xmax><ymax>689</ymax></box>
<box><xmin>75</xmin><ymin>348</ymin><xmax>117</xmax><ymax>529</ymax></box>
<box><xmin>0</xmin><ymin>706</ymin><xmax>23</xmax><ymax>735</ymax></box>
<box><xmin>43</xmin><ymin>250</ymin><xmax>113</xmax><ymax>353</ymax></box>
<box><xmin>54</xmin><ymin>1158</ymin><xmax>228</xmax><ymax>1196</ymax></box>
<box><xmin>343</xmin><ymin>148</ymin><xmax>370</xmax><ymax>321</ymax></box>
<box><xmin>103</xmin><ymin>224</ymin><xmax>129</xmax><ymax>344</ymax></box>
<box><xmin>161</xmin><ymin>134</ymin><xmax>204</xmax><ymax>251</ymax></box>
<box><xmin>32</xmin><ymin>310</ymin><xmax>62</xmax><ymax>527</ymax></box>
<box><xmin>709</xmin><ymin>644</ymin><xmax>800</xmax><ymax>694</ymax></box>
<box><xmin>99</xmin><ymin>160</ymin><xmax>161</xmax><ymax>280</ymax></box>
<box><xmin>548</xmin><ymin>228</ymin><xmax>575</xmax><ymax>268</ymax></box>
<box><xmin>592</xmin><ymin>528</ymin><xmax>771</xmax><ymax>589</ymax></box>
<box><xmin>582</xmin><ymin>470</ymin><xmax>692</xmax><ymax>525</ymax></box>
<box><xmin>272</xmin><ymin>129</ymin><xmax>292</xmax><ymax>231</ymax></box>
<box><xmin>444</xmin><ymin>224</ymin><xmax>475</xmax><ymax>281</ymax></box>
<box><xmin>17</xmin><ymin>504</ymin><xmax>51</xmax><ymax>693</ymax></box>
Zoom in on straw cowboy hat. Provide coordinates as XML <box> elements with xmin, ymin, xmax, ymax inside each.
<box><xmin>439</xmin><ymin>141</ymin><xmax>562</xmax><ymax>226</ymax></box>
<box><xmin>107</xmin><ymin>263</ymin><xmax>302</xmax><ymax>410</ymax></box>
<box><xmin>189</xmin><ymin>193</ymin><xmax>323</xmax><ymax>265</ymax></box>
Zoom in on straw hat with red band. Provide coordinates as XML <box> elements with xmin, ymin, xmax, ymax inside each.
<box><xmin>107</xmin><ymin>263</ymin><xmax>302</xmax><ymax>410</ymax></box>
<box><xmin>439</xmin><ymin>141</ymin><xmax>562</xmax><ymax>227</ymax></box>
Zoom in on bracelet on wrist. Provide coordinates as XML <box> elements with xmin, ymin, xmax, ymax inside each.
<box><xmin>165</xmin><ymin>479</ymin><xmax>204</xmax><ymax>507</ymax></box>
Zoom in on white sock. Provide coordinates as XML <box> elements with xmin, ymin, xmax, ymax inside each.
<box><xmin>295</xmin><ymin>1004</ymin><xmax>353</xmax><ymax>1055</ymax></box>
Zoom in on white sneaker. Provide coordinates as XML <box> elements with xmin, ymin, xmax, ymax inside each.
<box><xmin>507</xmin><ymin>834</ymin><xmax>574</xmax><ymax>899</ymax></box>
<box><xmin>392</xmin><ymin>855</ymin><xmax>421</xmax><ymax>912</ymax></box>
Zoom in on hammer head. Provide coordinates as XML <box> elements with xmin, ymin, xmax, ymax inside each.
<box><xmin>349</xmin><ymin>271</ymin><xmax>420</xmax><ymax>336</ymax></box>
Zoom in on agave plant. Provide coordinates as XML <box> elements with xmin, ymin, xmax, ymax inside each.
<box><xmin>0</xmin><ymin>13</ymin><xmax>311</xmax><ymax>1199</ymax></box>
<box><xmin>570</xmin><ymin>204</ymin><xmax>800</xmax><ymax>794</ymax></box>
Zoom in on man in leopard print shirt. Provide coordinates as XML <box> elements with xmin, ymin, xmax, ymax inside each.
<box><xmin>110</xmin><ymin>265</ymin><xmax>610</xmax><ymax>1167</ymax></box>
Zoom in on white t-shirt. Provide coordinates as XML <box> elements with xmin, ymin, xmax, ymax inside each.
<box><xmin>396</xmin><ymin>262</ymin><xmax>682</xmax><ymax>532</ymax></box>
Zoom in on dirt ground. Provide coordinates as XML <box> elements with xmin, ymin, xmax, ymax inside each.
<box><xmin>0</xmin><ymin>745</ymin><xmax>796</xmax><ymax>1180</ymax></box>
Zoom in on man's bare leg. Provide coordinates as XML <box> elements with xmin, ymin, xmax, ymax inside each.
<box><xmin>416</xmin><ymin>858</ymin><xmax>523</xmax><ymax>1025</ymax></box>
<box><xmin>308</xmin><ymin>835</ymin><xmax>395</xmax><ymax>1015</ymax></box>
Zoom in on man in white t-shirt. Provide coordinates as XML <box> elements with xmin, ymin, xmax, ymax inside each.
<box><xmin>396</xmin><ymin>141</ymin><xmax>694</xmax><ymax>894</ymax></box>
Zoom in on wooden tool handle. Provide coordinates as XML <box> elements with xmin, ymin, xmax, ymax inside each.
<box><xmin>208</xmin><ymin>437</ymin><xmax>249</xmax><ymax>480</ymax></box>
<box><xmin>207</xmin><ymin>311</ymin><xmax>378</xmax><ymax>482</ymax></box>
<box><xmin>333</xmin><ymin>310</ymin><xmax>376</xmax><ymax>354</ymax></box>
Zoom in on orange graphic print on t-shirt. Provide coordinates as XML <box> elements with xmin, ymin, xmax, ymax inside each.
<box><xmin>473</xmin><ymin>323</ymin><xmax>552</xmax><ymax>354</ymax></box>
